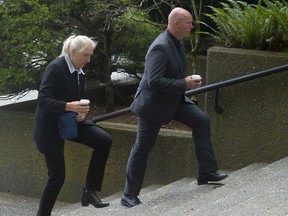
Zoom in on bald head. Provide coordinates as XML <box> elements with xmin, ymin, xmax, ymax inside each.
<box><xmin>168</xmin><ymin>8</ymin><xmax>191</xmax><ymax>23</ymax></box>
<box><xmin>168</xmin><ymin>7</ymin><xmax>193</xmax><ymax>39</ymax></box>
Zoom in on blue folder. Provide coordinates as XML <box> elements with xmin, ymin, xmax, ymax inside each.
<box><xmin>58</xmin><ymin>112</ymin><xmax>78</xmax><ymax>140</ymax></box>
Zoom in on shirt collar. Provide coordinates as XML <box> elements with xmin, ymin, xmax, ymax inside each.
<box><xmin>64</xmin><ymin>54</ymin><xmax>85</xmax><ymax>75</ymax></box>
<box><xmin>166</xmin><ymin>29</ymin><xmax>181</xmax><ymax>46</ymax></box>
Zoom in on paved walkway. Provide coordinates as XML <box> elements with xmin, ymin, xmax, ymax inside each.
<box><xmin>0</xmin><ymin>192</ymin><xmax>71</xmax><ymax>216</ymax></box>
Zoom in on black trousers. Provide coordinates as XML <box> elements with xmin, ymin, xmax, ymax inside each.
<box><xmin>37</xmin><ymin>123</ymin><xmax>112</xmax><ymax>216</ymax></box>
<box><xmin>124</xmin><ymin>102</ymin><xmax>218</xmax><ymax>196</ymax></box>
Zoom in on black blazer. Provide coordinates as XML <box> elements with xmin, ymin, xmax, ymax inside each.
<box><xmin>130</xmin><ymin>30</ymin><xmax>193</xmax><ymax>124</ymax></box>
<box><xmin>33</xmin><ymin>56</ymin><xmax>85</xmax><ymax>157</ymax></box>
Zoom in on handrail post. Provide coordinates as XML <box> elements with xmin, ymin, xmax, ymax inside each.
<box><xmin>214</xmin><ymin>88</ymin><xmax>223</xmax><ymax>114</ymax></box>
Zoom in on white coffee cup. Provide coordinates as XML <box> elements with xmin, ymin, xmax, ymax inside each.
<box><xmin>80</xmin><ymin>99</ymin><xmax>90</xmax><ymax>104</ymax></box>
<box><xmin>191</xmin><ymin>75</ymin><xmax>202</xmax><ymax>82</ymax></box>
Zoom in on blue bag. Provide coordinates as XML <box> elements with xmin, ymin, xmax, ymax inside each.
<box><xmin>58</xmin><ymin>112</ymin><xmax>78</xmax><ymax>140</ymax></box>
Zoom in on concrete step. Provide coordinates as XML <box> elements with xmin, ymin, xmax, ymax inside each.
<box><xmin>61</xmin><ymin>163</ymin><xmax>264</xmax><ymax>216</ymax></box>
<box><xmin>102</xmin><ymin>184</ymin><xmax>164</xmax><ymax>203</ymax></box>
<box><xmin>0</xmin><ymin>184</ymin><xmax>164</xmax><ymax>216</ymax></box>
<box><xmin>165</xmin><ymin>157</ymin><xmax>288</xmax><ymax>216</ymax></box>
<box><xmin>62</xmin><ymin>178</ymin><xmax>194</xmax><ymax>216</ymax></box>
<box><xmin>0</xmin><ymin>192</ymin><xmax>70</xmax><ymax>216</ymax></box>
<box><xmin>140</xmin><ymin>164</ymin><xmax>266</xmax><ymax>216</ymax></box>
<box><xmin>3</xmin><ymin>157</ymin><xmax>288</xmax><ymax>216</ymax></box>
<box><xmin>164</xmin><ymin>163</ymin><xmax>267</xmax><ymax>216</ymax></box>
<box><xmin>185</xmin><ymin>157</ymin><xmax>288</xmax><ymax>216</ymax></box>
<box><xmin>107</xmin><ymin>178</ymin><xmax>198</xmax><ymax>216</ymax></box>
<box><xmin>58</xmin><ymin>184</ymin><xmax>164</xmax><ymax>216</ymax></box>
<box><xmin>219</xmin><ymin>184</ymin><xmax>288</xmax><ymax>216</ymax></box>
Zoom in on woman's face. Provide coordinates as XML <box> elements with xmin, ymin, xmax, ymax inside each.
<box><xmin>70</xmin><ymin>44</ymin><xmax>94</xmax><ymax>69</ymax></box>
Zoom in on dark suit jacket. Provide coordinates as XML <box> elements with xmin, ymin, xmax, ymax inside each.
<box><xmin>130</xmin><ymin>29</ymin><xmax>193</xmax><ymax>124</ymax></box>
<box><xmin>33</xmin><ymin>56</ymin><xmax>85</xmax><ymax>157</ymax></box>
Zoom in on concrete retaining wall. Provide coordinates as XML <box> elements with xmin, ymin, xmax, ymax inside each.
<box><xmin>203</xmin><ymin>47</ymin><xmax>288</xmax><ymax>170</ymax></box>
<box><xmin>0</xmin><ymin>111</ymin><xmax>193</xmax><ymax>203</ymax></box>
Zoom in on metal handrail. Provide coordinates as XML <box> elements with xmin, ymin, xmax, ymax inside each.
<box><xmin>92</xmin><ymin>64</ymin><xmax>288</xmax><ymax>122</ymax></box>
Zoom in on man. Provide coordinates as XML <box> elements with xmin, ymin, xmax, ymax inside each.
<box><xmin>121</xmin><ymin>8</ymin><xmax>228</xmax><ymax>207</ymax></box>
<box><xmin>34</xmin><ymin>35</ymin><xmax>112</xmax><ymax>216</ymax></box>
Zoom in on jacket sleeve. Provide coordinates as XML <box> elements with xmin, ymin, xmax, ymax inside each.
<box><xmin>37</xmin><ymin>61</ymin><xmax>67</xmax><ymax>114</ymax></box>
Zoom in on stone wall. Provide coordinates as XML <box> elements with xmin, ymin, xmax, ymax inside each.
<box><xmin>0</xmin><ymin>111</ymin><xmax>193</xmax><ymax>203</ymax></box>
<box><xmin>203</xmin><ymin>47</ymin><xmax>288</xmax><ymax>170</ymax></box>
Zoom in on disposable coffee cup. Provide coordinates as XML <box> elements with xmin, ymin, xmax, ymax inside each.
<box><xmin>191</xmin><ymin>75</ymin><xmax>202</xmax><ymax>82</ymax></box>
<box><xmin>80</xmin><ymin>99</ymin><xmax>90</xmax><ymax>104</ymax></box>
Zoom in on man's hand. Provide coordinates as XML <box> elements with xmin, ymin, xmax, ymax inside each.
<box><xmin>185</xmin><ymin>75</ymin><xmax>202</xmax><ymax>90</ymax></box>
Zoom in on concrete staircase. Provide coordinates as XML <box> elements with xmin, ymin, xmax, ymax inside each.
<box><xmin>2</xmin><ymin>156</ymin><xmax>288</xmax><ymax>216</ymax></box>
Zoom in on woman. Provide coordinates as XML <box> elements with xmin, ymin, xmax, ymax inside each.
<box><xmin>34</xmin><ymin>35</ymin><xmax>112</xmax><ymax>216</ymax></box>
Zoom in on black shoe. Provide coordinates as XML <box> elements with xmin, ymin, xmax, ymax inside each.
<box><xmin>121</xmin><ymin>194</ymin><xmax>142</xmax><ymax>208</ymax></box>
<box><xmin>81</xmin><ymin>187</ymin><xmax>109</xmax><ymax>208</ymax></box>
<box><xmin>197</xmin><ymin>171</ymin><xmax>228</xmax><ymax>185</ymax></box>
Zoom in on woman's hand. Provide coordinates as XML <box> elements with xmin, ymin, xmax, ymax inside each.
<box><xmin>76</xmin><ymin>112</ymin><xmax>86</xmax><ymax>122</ymax></box>
<box><xmin>65</xmin><ymin>101</ymin><xmax>90</xmax><ymax>114</ymax></box>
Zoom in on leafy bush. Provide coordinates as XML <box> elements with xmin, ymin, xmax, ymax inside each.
<box><xmin>205</xmin><ymin>0</ymin><xmax>288</xmax><ymax>51</ymax></box>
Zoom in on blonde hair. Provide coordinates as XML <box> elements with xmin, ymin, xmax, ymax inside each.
<box><xmin>59</xmin><ymin>35</ymin><xmax>97</xmax><ymax>57</ymax></box>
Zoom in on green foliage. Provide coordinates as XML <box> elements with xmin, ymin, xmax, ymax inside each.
<box><xmin>205</xmin><ymin>0</ymin><xmax>288</xmax><ymax>51</ymax></box>
<box><xmin>0</xmin><ymin>0</ymin><xmax>218</xmax><ymax>96</ymax></box>
<box><xmin>264</xmin><ymin>0</ymin><xmax>288</xmax><ymax>34</ymax></box>
<box><xmin>111</xmin><ymin>8</ymin><xmax>162</xmax><ymax>73</ymax></box>
<box><xmin>0</xmin><ymin>0</ymin><xmax>73</xmax><ymax>94</ymax></box>
<box><xmin>0</xmin><ymin>0</ymin><xmax>154</xmax><ymax>95</ymax></box>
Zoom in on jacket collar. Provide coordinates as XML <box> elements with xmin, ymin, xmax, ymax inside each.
<box><xmin>64</xmin><ymin>54</ymin><xmax>85</xmax><ymax>75</ymax></box>
<box><xmin>164</xmin><ymin>29</ymin><xmax>186</xmax><ymax>75</ymax></box>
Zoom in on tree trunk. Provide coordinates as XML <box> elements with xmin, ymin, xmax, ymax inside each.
<box><xmin>102</xmin><ymin>32</ymin><xmax>115</xmax><ymax>112</ymax></box>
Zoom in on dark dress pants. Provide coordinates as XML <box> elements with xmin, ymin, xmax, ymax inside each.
<box><xmin>173</xmin><ymin>102</ymin><xmax>219</xmax><ymax>173</ymax></box>
<box><xmin>37</xmin><ymin>123</ymin><xmax>112</xmax><ymax>216</ymax></box>
<box><xmin>124</xmin><ymin>101</ymin><xmax>218</xmax><ymax>197</ymax></box>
